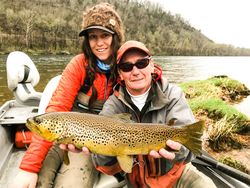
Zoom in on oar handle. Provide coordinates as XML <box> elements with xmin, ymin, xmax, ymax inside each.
<box><xmin>197</xmin><ymin>155</ymin><xmax>250</xmax><ymax>185</ymax></box>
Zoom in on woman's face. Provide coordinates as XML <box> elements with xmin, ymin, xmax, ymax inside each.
<box><xmin>88</xmin><ymin>29</ymin><xmax>113</xmax><ymax>61</ymax></box>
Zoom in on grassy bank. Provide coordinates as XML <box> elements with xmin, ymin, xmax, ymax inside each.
<box><xmin>179</xmin><ymin>76</ymin><xmax>250</xmax><ymax>174</ymax></box>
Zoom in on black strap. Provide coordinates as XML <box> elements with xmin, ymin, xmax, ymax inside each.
<box><xmin>22</xmin><ymin>83</ymin><xmax>31</xmax><ymax>94</ymax></box>
<box><xmin>114</xmin><ymin>172</ymin><xmax>125</xmax><ymax>182</ymax></box>
<box><xmin>80</xmin><ymin>75</ymin><xmax>92</xmax><ymax>94</ymax></box>
<box><xmin>21</xmin><ymin>65</ymin><xmax>30</xmax><ymax>83</ymax></box>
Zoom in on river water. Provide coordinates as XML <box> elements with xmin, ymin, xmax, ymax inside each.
<box><xmin>0</xmin><ymin>55</ymin><xmax>250</xmax><ymax>116</ymax></box>
<box><xmin>154</xmin><ymin>56</ymin><xmax>250</xmax><ymax>88</ymax></box>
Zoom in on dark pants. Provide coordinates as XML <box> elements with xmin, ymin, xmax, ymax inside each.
<box><xmin>37</xmin><ymin>145</ymin><xmax>97</xmax><ymax>188</ymax></box>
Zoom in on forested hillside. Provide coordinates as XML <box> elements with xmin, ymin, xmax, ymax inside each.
<box><xmin>1</xmin><ymin>0</ymin><xmax>250</xmax><ymax>55</ymax></box>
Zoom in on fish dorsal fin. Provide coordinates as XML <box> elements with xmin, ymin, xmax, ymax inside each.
<box><xmin>117</xmin><ymin>155</ymin><xmax>133</xmax><ymax>173</ymax></box>
<box><xmin>167</xmin><ymin>118</ymin><xmax>177</xmax><ymax>126</ymax></box>
<box><xmin>111</xmin><ymin>113</ymin><xmax>134</xmax><ymax>123</ymax></box>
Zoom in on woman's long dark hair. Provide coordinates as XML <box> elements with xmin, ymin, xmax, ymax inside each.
<box><xmin>81</xmin><ymin>34</ymin><xmax>121</xmax><ymax>109</ymax></box>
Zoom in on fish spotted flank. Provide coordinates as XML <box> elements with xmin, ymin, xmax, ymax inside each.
<box><xmin>26</xmin><ymin>112</ymin><xmax>204</xmax><ymax>173</ymax></box>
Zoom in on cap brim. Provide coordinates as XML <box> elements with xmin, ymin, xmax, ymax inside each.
<box><xmin>79</xmin><ymin>26</ymin><xmax>114</xmax><ymax>37</ymax></box>
<box><xmin>117</xmin><ymin>41</ymin><xmax>151</xmax><ymax>64</ymax></box>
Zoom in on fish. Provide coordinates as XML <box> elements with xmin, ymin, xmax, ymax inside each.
<box><xmin>26</xmin><ymin>112</ymin><xmax>204</xmax><ymax>173</ymax></box>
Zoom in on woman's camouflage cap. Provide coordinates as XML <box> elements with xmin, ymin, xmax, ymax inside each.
<box><xmin>79</xmin><ymin>3</ymin><xmax>124</xmax><ymax>43</ymax></box>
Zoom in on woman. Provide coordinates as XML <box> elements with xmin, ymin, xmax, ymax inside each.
<box><xmin>12</xmin><ymin>3</ymin><xmax>124</xmax><ymax>188</ymax></box>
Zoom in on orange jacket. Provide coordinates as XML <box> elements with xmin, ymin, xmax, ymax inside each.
<box><xmin>20</xmin><ymin>54</ymin><xmax>114</xmax><ymax>173</ymax></box>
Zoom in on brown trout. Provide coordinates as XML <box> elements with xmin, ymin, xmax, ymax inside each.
<box><xmin>26</xmin><ymin>112</ymin><xmax>204</xmax><ymax>173</ymax></box>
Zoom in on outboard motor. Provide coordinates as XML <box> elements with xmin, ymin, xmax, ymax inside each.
<box><xmin>6</xmin><ymin>51</ymin><xmax>42</xmax><ymax>106</ymax></box>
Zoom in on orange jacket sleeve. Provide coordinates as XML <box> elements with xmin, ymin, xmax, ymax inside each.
<box><xmin>19</xmin><ymin>134</ymin><xmax>53</xmax><ymax>173</ymax></box>
<box><xmin>46</xmin><ymin>54</ymin><xmax>86</xmax><ymax>112</ymax></box>
<box><xmin>19</xmin><ymin>54</ymin><xmax>86</xmax><ymax>173</ymax></box>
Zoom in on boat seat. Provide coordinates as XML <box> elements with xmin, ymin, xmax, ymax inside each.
<box><xmin>38</xmin><ymin>75</ymin><xmax>61</xmax><ymax>114</ymax></box>
<box><xmin>6</xmin><ymin>51</ymin><xmax>42</xmax><ymax>106</ymax></box>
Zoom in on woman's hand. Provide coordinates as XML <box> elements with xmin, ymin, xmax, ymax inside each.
<box><xmin>149</xmin><ymin>140</ymin><xmax>182</xmax><ymax>160</ymax></box>
<box><xmin>59</xmin><ymin>144</ymin><xmax>91</xmax><ymax>155</ymax></box>
<box><xmin>11</xmin><ymin>169</ymin><xmax>38</xmax><ymax>188</ymax></box>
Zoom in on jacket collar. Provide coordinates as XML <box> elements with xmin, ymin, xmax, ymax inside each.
<box><xmin>114</xmin><ymin>77</ymin><xmax>170</xmax><ymax>111</ymax></box>
<box><xmin>149</xmin><ymin>77</ymin><xmax>170</xmax><ymax>111</ymax></box>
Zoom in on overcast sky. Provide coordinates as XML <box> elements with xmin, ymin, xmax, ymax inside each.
<box><xmin>146</xmin><ymin>0</ymin><xmax>250</xmax><ymax>48</ymax></box>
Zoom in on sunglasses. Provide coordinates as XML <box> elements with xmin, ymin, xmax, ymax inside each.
<box><xmin>118</xmin><ymin>56</ymin><xmax>151</xmax><ymax>72</ymax></box>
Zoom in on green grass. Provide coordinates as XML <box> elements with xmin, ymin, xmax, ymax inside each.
<box><xmin>218</xmin><ymin>156</ymin><xmax>249</xmax><ymax>174</ymax></box>
<box><xmin>180</xmin><ymin>76</ymin><xmax>249</xmax><ymax>101</ymax></box>
<box><xmin>179</xmin><ymin>76</ymin><xmax>250</xmax><ymax>150</ymax></box>
<box><xmin>190</xmin><ymin>98</ymin><xmax>247</xmax><ymax>123</ymax></box>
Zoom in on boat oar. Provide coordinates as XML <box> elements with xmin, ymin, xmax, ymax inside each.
<box><xmin>196</xmin><ymin>154</ymin><xmax>250</xmax><ymax>185</ymax></box>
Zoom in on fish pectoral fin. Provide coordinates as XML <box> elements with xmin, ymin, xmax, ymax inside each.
<box><xmin>56</xmin><ymin>136</ymin><xmax>74</xmax><ymax>144</ymax></box>
<box><xmin>117</xmin><ymin>155</ymin><xmax>133</xmax><ymax>173</ymax></box>
<box><xmin>56</xmin><ymin>136</ymin><xmax>73</xmax><ymax>166</ymax></box>
<box><xmin>63</xmin><ymin>150</ymin><xmax>70</xmax><ymax>165</ymax></box>
<box><xmin>111</xmin><ymin>113</ymin><xmax>134</xmax><ymax>123</ymax></box>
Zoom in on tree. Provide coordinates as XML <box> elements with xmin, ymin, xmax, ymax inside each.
<box><xmin>19</xmin><ymin>9</ymin><xmax>36</xmax><ymax>48</ymax></box>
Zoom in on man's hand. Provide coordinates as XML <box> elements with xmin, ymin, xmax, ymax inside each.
<box><xmin>59</xmin><ymin>144</ymin><xmax>91</xmax><ymax>155</ymax></box>
<box><xmin>149</xmin><ymin>140</ymin><xmax>182</xmax><ymax>160</ymax></box>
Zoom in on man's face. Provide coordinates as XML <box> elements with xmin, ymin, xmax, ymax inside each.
<box><xmin>118</xmin><ymin>50</ymin><xmax>154</xmax><ymax>95</ymax></box>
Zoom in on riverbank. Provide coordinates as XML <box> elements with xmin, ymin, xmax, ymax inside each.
<box><xmin>234</xmin><ymin>96</ymin><xmax>250</xmax><ymax>118</ymax></box>
<box><xmin>180</xmin><ymin>76</ymin><xmax>250</xmax><ymax>174</ymax></box>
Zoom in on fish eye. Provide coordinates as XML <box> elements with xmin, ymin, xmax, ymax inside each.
<box><xmin>34</xmin><ymin>116</ymin><xmax>42</xmax><ymax>124</ymax></box>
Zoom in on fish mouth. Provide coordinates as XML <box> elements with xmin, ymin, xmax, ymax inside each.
<box><xmin>26</xmin><ymin>117</ymin><xmax>43</xmax><ymax>135</ymax></box>
<box><xmin>26</xmin><ymin>116</ymin><xmax>61</xmax><ymax>142</ymax></box>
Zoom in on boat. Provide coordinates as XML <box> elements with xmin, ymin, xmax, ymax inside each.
<box><xmin>0</xmin><ymin>51</ymin><xmax>250</xmax><ymax>187</ymax></box>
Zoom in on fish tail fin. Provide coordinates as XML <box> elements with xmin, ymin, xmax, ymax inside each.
<box><xmin>182</xmin><ymin>121</ymin><xmax>205</xmax><ymax>156</ymax></box>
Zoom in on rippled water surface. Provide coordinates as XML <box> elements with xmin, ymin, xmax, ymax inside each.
<box><xmin>0</xmin><ymin>54</ymin><xmax>72</xmax><ymax>105</ymax></box>
<box><xmin>1</xmin><ymin>55</ymin><xmax>250</xmax><ymax>106</ymax></box>
<box><xmin>154</xmin><ymin>56</ymin><xmax>250</xmax><ymax>88</ymax></box>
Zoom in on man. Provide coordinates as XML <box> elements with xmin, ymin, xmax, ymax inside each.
<box><xmin>90</xmin><ymin>40</ymin><xmax>217</xmax><ymax>187</ymax></box>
